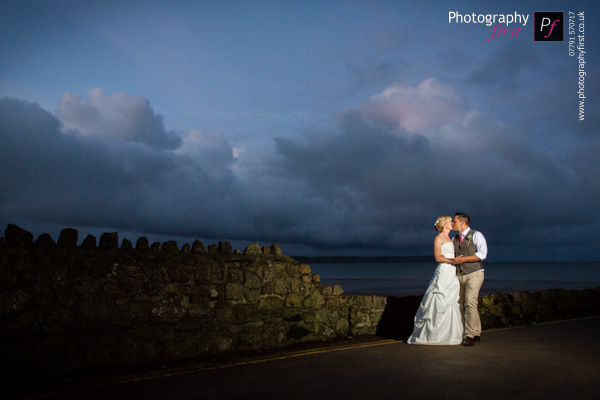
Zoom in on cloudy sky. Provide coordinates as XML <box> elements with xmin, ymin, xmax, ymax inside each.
<box><xmin>1</xmin><ymin>0</ymin><xmax>598</xmax><ymax>261</ymax></box>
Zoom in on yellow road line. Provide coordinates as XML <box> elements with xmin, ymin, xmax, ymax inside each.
<box><xmin>120</xmin><ymin>316</ymin><xmax>600</xmax><ymax>384</ymax></box>
<box><xmin>481</xmin><ymin>315</ymin><xmax>600</xmax><ymax>333</ymax></box>
<box><xmin>120</xmin><ymin>339</ymin><xmax>400</xmax><ymax>383</ymax></box>
<box><xmin>122</xmin><ymin>316</ymin><xmax>600</xmax><ymax>383</ymax></box>
<box><xmin>22</xmin><ymin>316</ymin><xmax>600</xmax><ymax>398</ymax></box>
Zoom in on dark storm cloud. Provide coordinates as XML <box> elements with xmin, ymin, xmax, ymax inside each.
<box><xmin>1</xmin><ymin>79</ymin><xmax>598</xmax><ymax>260</ymax></box>
<box><xmin>0</xmin><ymin>96</ymin><xmax>363</xmax><ymax>247</ymax></box>
<box><xmin>271</xmin><ymin>79</ymin><xmax>599</xmax><ymax>259</ymax></box>
<box><xmin>0</xmin><ymin>97</ymin><xmax>236</xmax><ymax>239</ymax></box>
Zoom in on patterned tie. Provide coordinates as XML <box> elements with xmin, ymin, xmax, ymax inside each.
<box><xmin>460</xmin><ymin>234</ymin><xmax>465</xmax><ymax>245</ymax></box>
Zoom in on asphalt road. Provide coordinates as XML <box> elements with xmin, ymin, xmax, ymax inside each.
<box><xmin>14</xmin><ymin>317</ymin><xmax>600</xmax><ymax>400</ymax></box>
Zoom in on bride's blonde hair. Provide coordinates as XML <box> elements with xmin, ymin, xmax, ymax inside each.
<box><xmin>434</xmin><ymin>216</ymin><xmax>451</xmax><ymax>233</ymax></box>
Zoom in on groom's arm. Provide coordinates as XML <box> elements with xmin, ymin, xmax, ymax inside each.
<box><xmin>472</xmin><ymin>231</ymin><xmax>487</xmax><ymax>261</ymax></box>
<box><xmin>454</xmin><ymin>254</ymin><xmax>480</xmax><ymax>263</ymax></box>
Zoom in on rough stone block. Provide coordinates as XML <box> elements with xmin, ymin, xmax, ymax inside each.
<box><xmin>195</xmin><ymin>263</ymin><xmax>223</xmax><ymax>284</ymax></box>
<box><xmin>89</xmin><ymin>260</ymin><xmax>115</xmax><ymax>279</ymax></box>
<box><xmin>272</xmin><ymin>262</ymin><xmax>287</xmax><ymax>273</ymax></box>
<box><xmin>121</xmin><ymin>239</ymin><xmax>133</xmax><ymax>250</ymax></box>
<box><xmin>304</xmin><ymin>291</ymin><xmax>325</xmax><ymax>308</ymax></box>
<box><xmin>166</xmin><ymin>265</ymin><xmax>194</xmax><ymax>284</ymax></box>
<box><xmin>349</xmin><ymin>310</ymin><xmax>370</xmax><ymax>329</ymax></box>
<box><xmin>273</xmin><ymin>280</ymin><xmax>287</xmax><ymax>296</ymax></box>
<box><xmin>335</xmin><ymin>318</ymin><xmax>350</xmax><ymax>336</ymax></box>
<box><xmin>207</xmin><ymin>244</ymin><xmax>218</xmax><ymax>254</ymax></box>
<box><xmin>150</xmin><ymin>296</ymin><xmax>187</xmax><ymax>321</ymax></box>
<box><xmin>226</xmin><ymin>283</ymin><xmax>244</xmax><ymax>300</ymax></box>
<box><xmin>35</xmin><ymin>233</ymin><xmax>55</xmax><ymax>248</ymax></box>
<box><xmin>481</xmin><ymin>295</ymin><xmax>495</xmax><ymax>307</ymax></box>
<box><xmin>67</xmin><ymin>260</ymin><xmax>89</xmax><ymax>277</ymax></box>
<box><xmin>332</xmin><ymin>285</ymin><xmax>344</xmax><ymax>296</ymax></box>
<box><xmin>512</xmin><ymin>292</ymin><xmax>534</xmax><ymax>303</ymax></box>
<box><xmin>285</xmin><ymin>293</ymin><xmax>303</xmax><ymax>308</ymax></box>
<box><xmin>373</xmin><ymin>296</ymin><xmax>386</xmax><ymax>310</ymax></box>
<box><xmin>0</xmin><ymin>290</ymin><xmax>30</xmax><ymax>313</ymax></box>
<box><xmin>81</xmin><ymin>234</ymin><xmax>97</xmax><ymax>249</ymax></box>
<box><xmin>136</xmin><ymin>237</ymin><xmax>150</xmax><ymax>250</ymax></box>
<box><xmin>150</xmin><ymin>242</ymin><xmax>162</xmax><ymax>252</ymax></box>
<box><xmin>258</xmin><ymin>297</ymin><xmax>283</xmax><ymax>312</ymax></box>
<box><xmin>244</xmin><ymin>271</ymin><xmax>261</xmax><ymax>290</ymax></box>
<box><xmin>234</xmin><ymin>303</ymin><xmax>258</xmax><ymax>320</ymax></box>
<box><xmin>270</xmin><ymin>243</ymin><xmax>283</xmax><ymax>255</ymax></box>
<box><xmin>218</xmin><ymin>241</ymin><xmax>233</xmax><ymax>255</ymax></box>
<box><xmin>5</xmin><ymin>224</ymin><xmax>34</xmax><ymax>247</ymax></box>
<box><xmin>244</xmin><ymin>243</ymin><xmax>262</xmax><ymax>255</ymax></box>
<box><xmin>212</xmin><ymin>336</ymin><xmax>233</xmax><ymax>351</ymax></box>
<box><xmin>162</xmin><ymin>241</ymin><xmax>179</xmax><ymax>253</ymax></box>
<box><xmin>243</xmin><ymin>289</ymin><xmax>261</xmax><ymax>303</ymax></box>
<box><xmin>70</xmin><ymin>279</ymin><xmax>101</xmax><ymax>295</ymax></box>
<box><xmin>299</xmin><ymin>264</ymin><xmax>311</xmax><ymax>274</ymax></box>
<box><xmin>290</xmin><ymin>278</ymin><xmax>302</xmax><ymax>292</ymax></box>
<box><xmin>324</xmin><ymin>297</ymin><xmax>339</xmax><ymax>309</ymax></box>
<box><xmin>214</xmin><ymin>302</ymin><xmax>235</xmax><ymax>321</ymax></box>
<box><xmin>369</xmin><ymin>311</ymin><xmax>383</xmax><ymax>325</ymax></box>
<box><xmin>189</xmin><ymin>303</ymin><xmax>214</xmax><ymax>318</ymax></box>
<box><xmin>192</xmin><ymin>239</ymin><xmax>206</xmax><ymax>254</ymax></box>
<box><xmin>99</xmin><ymin>232</ymin><xmax>119</xmax><ymax>249</ymax></box>
<box><xmin>143</xmin><ymin>272</ymin><xmax>165</xmax><ymax>293</ymax></box>
<box><xmin>227</xmin><ymin>266</ymin><xmax>244</xmax><ymax>283</ymax></box>
<box><xmin>261</xmin><ymin>281</ymin><xmax>275</xmax><ymax>295</ymax></box>
<box><xmin>261</xmin><ymin>266</ymin><xmax>276</xmax><ymax>283</ymax></box>
<box><xmin>58</xmin><ymin>228</ymin><xmax>78</xmax><ymax>248</ymax></box>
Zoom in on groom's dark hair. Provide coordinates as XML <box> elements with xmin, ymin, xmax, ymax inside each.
<box><xmin>455</xmin><ymin>212</ymin><xmax>470</xmax><ymax>225</ymax></box>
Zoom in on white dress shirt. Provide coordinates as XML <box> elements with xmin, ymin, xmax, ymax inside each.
<box><xmin>458</xmin><ymin>228</ymin><xmax>488</xmax><ymax>269</ymax></box>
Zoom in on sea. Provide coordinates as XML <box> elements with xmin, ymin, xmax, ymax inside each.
<box><xmin>310</xmin><ymin>261</ymin><xmax>600</xmax><ymax>297</ymax></box>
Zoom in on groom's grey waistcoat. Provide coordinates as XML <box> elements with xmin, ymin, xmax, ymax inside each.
<box><xmin>453</xmin><ymin>229</ymin><xmax>483</xmax><ymax>274</ymax></box>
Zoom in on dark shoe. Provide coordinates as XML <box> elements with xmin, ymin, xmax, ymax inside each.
<box><xmin>462</xmin><ymin>337</ymin><xmax>475</xmax><ymax>346</ymax></box>
<box><xmin>474</xmin><ymin>336</ymin><xmax>481</xmax><ymax>342</ymax></box>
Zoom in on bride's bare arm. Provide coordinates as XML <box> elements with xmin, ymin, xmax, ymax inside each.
<box><xmin>434</xmin><ymin>236</ymin><xmax>455</xmax><ymax>263</ymax></box>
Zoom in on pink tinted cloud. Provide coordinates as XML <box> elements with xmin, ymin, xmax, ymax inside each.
<box><xmin>56</xmin><ymin>88</ymin><xmax>181</xmax><ymax>149</ymax></box>
<box><xmin>359</xmin><ymin>78</ymin><xmax>467</xmax><ymax>133</ymax></box>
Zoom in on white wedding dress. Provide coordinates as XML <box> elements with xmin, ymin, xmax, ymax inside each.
<box><xmin>407</xmin><ymin>241</ymin><xmax>463</xmax><ymax>345</ymax></box>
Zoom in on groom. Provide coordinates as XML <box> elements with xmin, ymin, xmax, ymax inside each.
<box><xmin>452</xmin><ymin>213</ymin><xmax>488</xmax><ymax>346</ymax></box>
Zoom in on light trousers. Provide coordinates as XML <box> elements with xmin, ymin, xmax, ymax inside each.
<box><xmin>457</xmin><ymin>270</ymin><xmax>484</xmax><ymax>339</ymax></box>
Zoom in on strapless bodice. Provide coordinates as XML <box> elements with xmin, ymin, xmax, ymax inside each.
<box><xmin>441</xmin><ymin>241</ymin><xmax>455</xmax><ymax>258</ymax></box>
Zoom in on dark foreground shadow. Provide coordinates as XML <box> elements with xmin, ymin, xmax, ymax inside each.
<box><xmin>376</xmin><ymin>295</ymin><xmax>423</xmax><ymax>341</ymax></box>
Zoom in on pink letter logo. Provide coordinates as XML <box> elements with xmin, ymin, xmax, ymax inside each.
<box><xmin>534</xmin><ymin>12</ymin><xmax>564</xmax><ymax>42</ymax></box>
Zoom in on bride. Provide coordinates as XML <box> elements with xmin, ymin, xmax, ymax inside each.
<box><xmin>407</xmin><ymin>216</ymin><xmax>463</xmax><ymax>345</ymax></box>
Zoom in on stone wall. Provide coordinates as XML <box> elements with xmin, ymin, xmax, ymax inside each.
<box><xmin>0</xmin><ymin>224</ymin><xmax>385</xmax><ymax>374</ymax></box>
<box><xmin>2</xmin><ymin>224</ymin><xmax>599</xmax><ymax>376</ymax></box>
<box><xmin>376</xmin><ymin>288</ymin><xmax>600</xmax><ymax>339</ymax></box>
<box><xmin>479</xmin><ymin>289</ymin><xmax>600</xmax><ymax>327</ymax></box>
